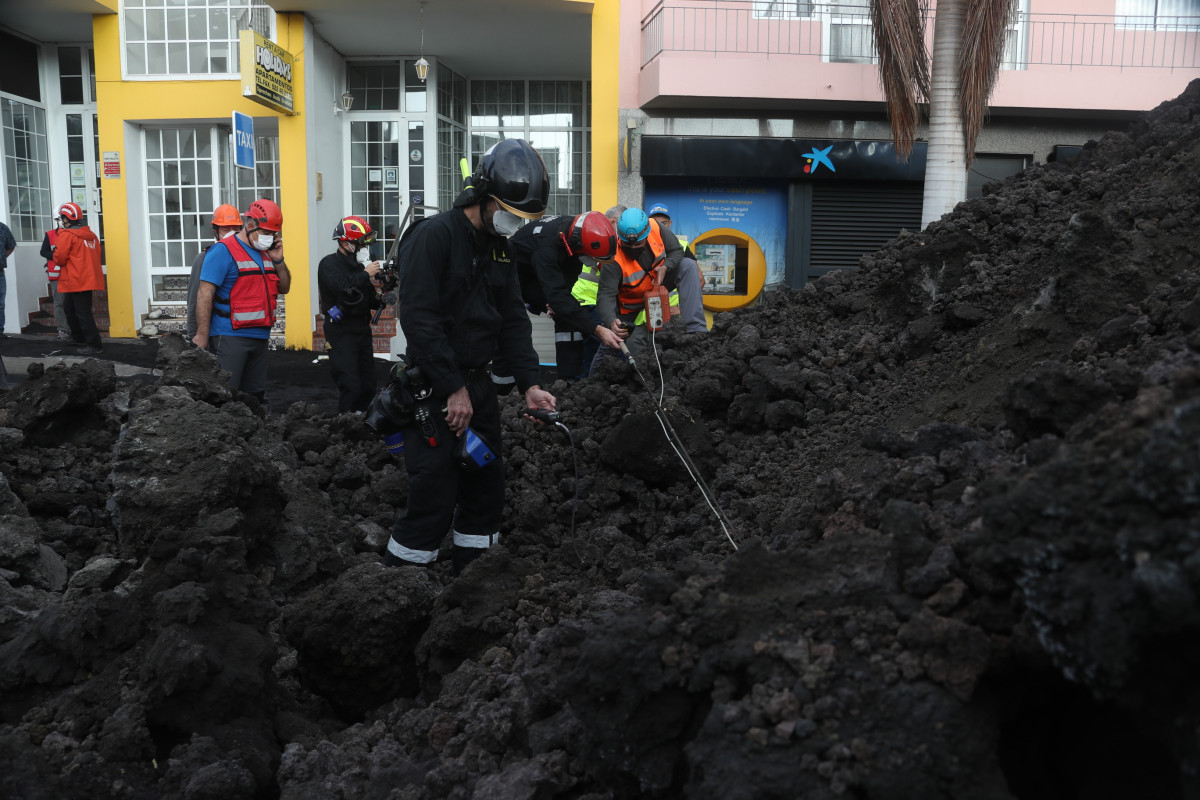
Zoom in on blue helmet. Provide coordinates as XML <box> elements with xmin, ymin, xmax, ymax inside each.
<box><xmin>617</xmin><ymin>208</ymin><xmax>650</xmax><ymax>245</ymax></box>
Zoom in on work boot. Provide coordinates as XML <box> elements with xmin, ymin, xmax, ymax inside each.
<box><xmin>452</xmin><ymin>546</ymin><xmax>488</xmax><ymax>576</ymax></box>
<box><xmin>79</xmin><ymin>346</ymin><xmax>104</xmax><ymax>355</ymax></box>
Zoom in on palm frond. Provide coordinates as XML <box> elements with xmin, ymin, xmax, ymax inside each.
<box><xmin>871</xmin><ymin>0</ymin><xmax>931</xmax><ymax>160</ymax></box>
<box><xmin>959</xmin><ymin>0</ymin><xmax>1017</xmax><ymax>165</ymax></box>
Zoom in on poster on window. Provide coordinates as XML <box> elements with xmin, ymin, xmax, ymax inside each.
<box><xmin>645</xmin><ymin>177</ymin><xmax>787</xmax><ymax>287</ymax></box>
<box><xmin>70</xmin><ymin>163</ymin><xmax>86</xmax><ymax>186</ymax></box>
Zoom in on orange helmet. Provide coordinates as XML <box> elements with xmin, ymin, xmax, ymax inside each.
<box><xmin>333</xmin><ymin>215</ymin><xmax>375</xmax><ymax>244</ymax></box>
<box><xmin>211</xmin><ymin>204</ymin><xmax>242</xmax><ymax>227</ymax></box>
<box><xmin>245</xmin><ymin>198</ymin><xmax>283</xmax><ymax>232</ymax></box>
<box><xmin>57</xmin><ymin>202</ymin><xmax>84</xmax><ymax>222</ymax></box>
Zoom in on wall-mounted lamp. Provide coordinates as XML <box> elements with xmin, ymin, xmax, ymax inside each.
<box><xmin>416</xmin><ymin>2</ymin><xmax>429</xmax><ymax>82</ymax></box>
<box><xmin>334</xmin><ymin>90</ymin><xmax>354</xmax><ymax>116</ymax></box>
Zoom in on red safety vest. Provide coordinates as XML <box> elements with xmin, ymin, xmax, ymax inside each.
<box><xmin>614</xmin><ymin>218</ymin><xmax>667</xmax><ymax>316</ymax></box>
<box><xmin>214</xmin><ymin>235</ymin><xmax>280</xmax><ymax>329</ymax></box>
<box><xmin>45</xmin><ymin>228</ymin><xmax>60</xmax><ymax>281</ymax></box>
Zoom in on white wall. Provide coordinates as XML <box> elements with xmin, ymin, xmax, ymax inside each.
<box><xmin>303</xmin><ymin>24</ymin><xmax>347</xmax><ymax>342</ymax></box>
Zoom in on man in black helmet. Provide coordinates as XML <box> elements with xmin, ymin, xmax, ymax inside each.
<box><xmin>381</xmin><ymin>138</ymin><xmax>557</xmax><ymax>575</ymax></box>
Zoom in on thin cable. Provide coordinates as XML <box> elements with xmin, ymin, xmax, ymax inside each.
<box><xmin>556</xmin><ymin>420</ymin><xmax>585</xmax><ymax>565</ymax></box>
<box><xmin>627</xmin><ymin>334</ymin><xmax>740</xmax><ymax>550</ymax></box>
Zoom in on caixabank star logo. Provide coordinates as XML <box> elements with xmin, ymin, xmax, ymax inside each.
<box><xmin>802</xmin><ymin>145</ymin><xmax>836</xmax><ymax>175</ymax></box>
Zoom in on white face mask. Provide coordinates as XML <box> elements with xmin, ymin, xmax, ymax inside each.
<box><xmin>252</xmin><ymin>232</ymin><xmax>275</xmax><ymax>251</ymax></box>
<box><xmin>491</xmin><ymin>208</ymin><xmax>526</xmax><ymax>238</ymax></box>
<box><xmin>356</xmin><ymin>247</ymin><xmax>371</xmax><ymax>264</ymax></box>
<box><xmin>221</xmin><ymin>229</ymin><xmax>237</xmax><ymax>239</ymax></box>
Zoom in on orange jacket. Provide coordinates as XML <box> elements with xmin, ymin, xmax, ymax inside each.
<box><xmin>613</xmin><ymin>218</ymin><xmax>667</xmax><ymax>316</ymax></box>
<box><xmin>53</xmin><ymin>225</ymin><xmax>106</xmax><ymax>293</ymax></box>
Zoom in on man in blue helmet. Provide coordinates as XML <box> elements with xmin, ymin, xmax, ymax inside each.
<box><xmin>591</xmin><ymin>205</ymin><xmax>707</xmax><ymax>371</ymax></box>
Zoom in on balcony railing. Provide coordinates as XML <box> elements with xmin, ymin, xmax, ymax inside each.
<box><xmin>641</xmin><ymin>1</ymin><xmax>1200</xmax><ymax>71</ymax></box>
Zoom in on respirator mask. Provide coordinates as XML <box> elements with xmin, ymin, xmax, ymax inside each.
<box><xmin>252</xmin><ymin>232</ymin><xmax>275</xmax><ymax>251</ymax></box>
<box><xmin>490</xmin><ymin>207</ymin><xmax>526</xmax><ymax>238</ymax></box>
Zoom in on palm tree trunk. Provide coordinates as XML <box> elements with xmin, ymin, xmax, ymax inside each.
<box><xmin>921</xmin><ymin>0</ymin><xmax>968</xmax><ymax>228</ymax></box>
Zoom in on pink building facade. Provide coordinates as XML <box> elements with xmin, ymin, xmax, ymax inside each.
<box><xmin>618</xmin><ymin>0</ymin><xmax>1200</xmax><ymax>294</ymax></box>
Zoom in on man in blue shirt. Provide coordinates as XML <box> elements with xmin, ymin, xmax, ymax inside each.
<box><xmin>191</xmin><ymin>199</ymin><xmax>291</xmax><ymax>401</ymax></box>
<box><xmin>0</xmin><ymin>220</ymin><xmax>15</xmax><ymax>338</ymax></box>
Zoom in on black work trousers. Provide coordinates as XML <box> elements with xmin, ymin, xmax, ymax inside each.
<box><xmin>385</xmin><ymin>374</ymin><xmax>504</xmax><ymax>565</ymax></box>
<box><xmin>62</xmin><ymin>290</ymin><xmax>102</xmax><ymax>348</ymax></box>
<box><xmin>325</xmin><ymin>322</ymin><xmax>378</xmax><ymax>413</ymax></box>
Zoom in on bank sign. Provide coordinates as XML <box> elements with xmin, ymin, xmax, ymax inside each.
<box><xmin>238</xmin><ymin>30</ymin><xmax>295</xmax><ymax>114</ymax></box>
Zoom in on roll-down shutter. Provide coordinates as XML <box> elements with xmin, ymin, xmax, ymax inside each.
<box><xmin>809</xmin><ymin>182</ymin><xmax>923</xmax><ymax>279</ymax></box>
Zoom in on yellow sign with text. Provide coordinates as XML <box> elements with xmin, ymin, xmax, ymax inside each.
<box><xmin>239</xmin><ymin>30</ymin><xmax>295</xmax><ymax>115</ymax></box>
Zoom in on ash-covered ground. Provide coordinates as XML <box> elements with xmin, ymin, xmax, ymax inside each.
<box><xmin>3</xmin><ymin>80</ymin><xmax>1200</xmax><ymax>800</ymax></box>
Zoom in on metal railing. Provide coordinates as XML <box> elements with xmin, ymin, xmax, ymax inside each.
<box><xmin>641</xmin><ymin>1</ymin><xmax>1200</xmax><ymax>71</ymax></box>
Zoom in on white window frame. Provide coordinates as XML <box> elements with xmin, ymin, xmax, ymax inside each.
<box><xmin>1</xmin><ymin>96</ymin><xmax>53</xmax><ymax>242</ymax></box>
<box><xmin>1116</xmin><ymin>0</ymin><xmax>1200</xmax><ymax>31</ymax></box>
<box><xmin>119</xmin><ymin>0</ymin><xmax>275</xmax><ymax>81</ymax></box>
<box><xmin>752</xmin><ymin>0</ymin><xmax>815</xmax><ymax>20</ymax></box>
<box><xmin>821</xmin><ymin>2</ymin><xmax>875</xmax><ymax>65</ymax></box>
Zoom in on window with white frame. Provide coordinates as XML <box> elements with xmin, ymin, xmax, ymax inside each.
<box><xmin>827</xmin><ymin>2</ymin><xmax>874</xmax><ymax>64</ymax></box>
<box><xmin>469</xmin><ymin>79</ymin><xmax>589</xmax><ymax>218</ymax></box>
<box><xmin>1117</xmin><ymin>0</ymin><xmax>1200</xmax><ymax>30</ymax></box>
<box><xmin>437</xmin><ymin>62</ymin><xmax>468</xmax><ymax>212</ymax></box>
<box><xmin>752</xmin><ymin>1</ymin><xmax>814</xmax><ymax>19</ymax></box>
<box><xmin>235</xmin><ymin>136</ymin><xmax>280</xmax><ymax>213</ymax></box>
<box><xmin>145</xmin><ymin>127</ymin><xmax>221</xmax><ymax>301</ymax></box>
<box><xmin>1000</xmin><ymin>0</ymin><xmax>1029</xmax><ymax>70</ymax></box>
<box><xmin>122</xmin><ymin>0</ymin><xmax>273</xmax><ymax>78</ymax></box>
<box><xmin>2</xmin><ymin>98</ymin><xmax>52</xmax><ymax>241</ymax></box>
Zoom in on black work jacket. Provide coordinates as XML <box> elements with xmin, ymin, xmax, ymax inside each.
<box><xmin>396</xmin><ymin>202</ymin><xmax>540</xmax><ymax>399</ymax></box>
<box><xmin>317</xmin><ymin>248</ymin><xmax>380</xmax><ymax>331</ymax></box>
<box><xmin>508</xmin><ymin>215</ymin><xmax>594</xmax><ymax>336</ymax></box>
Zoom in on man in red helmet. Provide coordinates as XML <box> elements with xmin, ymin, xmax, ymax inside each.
<box><xmin>192</xmin><ymin>197</ymin><xmax>291</xmax><ymax>403</ymax></box>
<box><xmin>508</xmin><ymin>210</ymin><xmax>624</xmax><ymax>380</ymax></box>
<box><xmin>186</xmin><ymin>204</ymin><xmax>243</xmax><ymax>342</ymax></box>
<box><xmin>318</xmin><ymin>215</ymin><xmax>384</xmax><ymax>413</ymax></box>
<box><xmin>52</xmin><ymin>202</ymin><xmax>106</xmax><ymax>354</ymax></box>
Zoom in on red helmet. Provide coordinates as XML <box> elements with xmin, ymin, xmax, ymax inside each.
<box><xmin>57</xmin><ymin>202</ymin><xmax>84</xmax><ymax>222</ymax></box>
<box><xmin>333</xmin><ymin>215</ymin><xmax>375</xmax><ymax>244</ymax></box>
<box><xmin>563</xmin><ymin>211</ymin><xmax>617</xmax><ymax>263</ymax></box>
<box><xmin>245</xmin><ymin>198</ymin><xmax>283</xmax><ymax>232</ymax></box>
<box><xmin>211</xmin><ymin>204</ymin><xmax>242</xmax><ymax>227</ymax></box>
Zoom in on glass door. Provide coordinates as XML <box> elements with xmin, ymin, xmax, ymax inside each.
<box><xmin>348</xmin><ymin>116</ymin><xmax>429</xmax><ymax>261</ymax></box>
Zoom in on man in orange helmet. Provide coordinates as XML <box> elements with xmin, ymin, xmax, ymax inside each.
<box><xmin>192</xmin><ymin>198</ymin><xmax>291</xmax><ymax>403</ymax></box>
<box><xmin>318</xmin><ymin>215</ymin><xmax>384</xmax><ymax>413</ymax></box>
<box><xmin>186</xmin><ymin>204</ymin><xmax>243</xmax><ymax>343</ymax></box>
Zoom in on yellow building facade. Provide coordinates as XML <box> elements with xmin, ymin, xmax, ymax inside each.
<box><xmin>1</xmin><ymin>1</ymin><xmax>617</xmax><ymax>355</ymax></box>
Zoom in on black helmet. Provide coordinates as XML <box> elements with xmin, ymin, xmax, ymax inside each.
<box><xmin>475</xmin><ymin>139</ymin><xmax>549</xmax><ymax>220</ymax></box>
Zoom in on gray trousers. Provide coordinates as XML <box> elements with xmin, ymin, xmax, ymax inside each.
<box><xmin>675</xmin><ymin>257</ymin><xmax>709</xmax><ymax>334</ymax></box>
<box><xmin>49</xmin><ymin>281</ymin><xmax>70</xmax><ymax>335</ymax></box>
<box><xmin>211</xmin><ymin>335</ymin><xmax>270</xmax><ymax>400</ymax></box>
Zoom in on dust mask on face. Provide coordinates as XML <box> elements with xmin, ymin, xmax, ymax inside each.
<box><xmin>491</xmin><ymin>208</ymin><xmax>525</xmax><ymax>238</ymax></box>
<box><xmin>252</xmin><ymin>232</ymin><xmax>275</xmax><ymax>251</ymax></box>
<box><xmin>356</xmin><ymin>247</ymin><xmax>371</xmax><ymax>264</ymax></box>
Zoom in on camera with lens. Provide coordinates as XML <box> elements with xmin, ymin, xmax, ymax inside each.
<box><xmin>377</xmin><ymin>258</ymin><xmax>399</xmax><ymax>292</ymax></box>
<box><xmin>364</xmin><ymin>356</ymin><xmax>429</xmax><ymax>455</ymax></box>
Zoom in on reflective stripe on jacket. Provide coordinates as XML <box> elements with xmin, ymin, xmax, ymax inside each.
<box><xmin>213</xmin><ymin>235</ymin><xmax>280</xmax><ymax>329</ymax></box>
<box><xmin>614</xmin><ymin>218</ymin><xmax>666</xmax><ymax>317</ymax></box>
